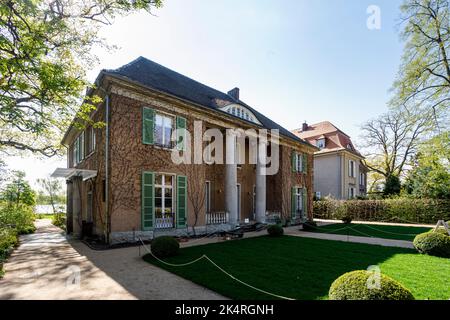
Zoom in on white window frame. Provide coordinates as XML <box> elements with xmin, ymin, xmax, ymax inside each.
<box><xmin>316</xmin><ymin>138</ymin><xmax>325</xmax><ymax>149</ymax></box>
<box><xmin>295</xmin><ymin>187</ymin><xmax>303</xmax><ymax>214</ymax></box>
<box><xmin>349</xmin><ymin>160</ymin><xmax>355</xmax><ymax>178</ymax></box>
<box><xmin>154</xmin><ymin>112</ymin><xmax>174</xmax><ymax>148</ymax></box>
<box><xmin>154</xmin><ymin>174</ymin><xmax>174</xmax><ymax>215</ymax></box>
<box><xmin>295</xmin><ymin>153</ymin><xmax>303</xmax><ymax>172</ymax></box>
<box><xmin>348</xmin><ymin>187</ymin><xmax>355</xmax><ymax>199</ymax></box>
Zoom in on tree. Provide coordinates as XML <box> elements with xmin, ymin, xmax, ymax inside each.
<box><xmin>404</xmin><ymin>131</ymin><xmax>450</xmax><ymax>198</ymax></box>
<box><xmin>37</xmin><ymin>177</ymin><xmax>64</xmax><ymax>213</ymax></box>
<box><xmin>2</xmin><ymin>171</ymin><xmax>36</xmax><ymax>206</ymax></box>
<box><xmin>360</xmin><ymin>108</ymin><xmax>433</xmax><ymax>183</ymax></box>
<box><xmin>384</xmin><ymin>175</ymin><xmax>401</xmax><ymax>196</ymax></box>
<box><xmin>392</xmin><ymin>0</ymin><xmax>450</xmax><ymax>128</ymax></box>
<box><xmin>0</xmin><ymin>0</ymin><xmax>162</xmax><ymax>157</ymax></box>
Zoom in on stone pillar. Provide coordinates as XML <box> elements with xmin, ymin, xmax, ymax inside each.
<box><xmin>66</xmin><ymin>180</ymin><xmax>73</xmax><ymax>234</ymax></box>
<box><xmin>255</xmin><ymin>139</ymin><xmax>267</xmax><ymax>223</ymax></box>
<box><xmin>225</xmin><ymin>130</ymin><xmax>238</xmax><ymax>227</ymax></box>
<box><xmin>72</xmin><ymin>176</ymin><xmax>82</xmax><ymax>236</ymax></box>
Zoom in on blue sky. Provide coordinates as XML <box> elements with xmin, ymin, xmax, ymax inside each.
<box><xmin>7</xmin><ymin>0</ymin><xmax>405</xmax><ymax>186</ymax></box>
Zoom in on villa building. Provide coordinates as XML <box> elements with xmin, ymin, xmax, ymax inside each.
<box><xmin>52</xmin><ymin>57</ymin><xmax>316</xmax><ymax>243</ymax></box>
<box><xmin>292</xmin><ymin>121</ymin><xmax>367</xmax><ymax>200</ymax></box>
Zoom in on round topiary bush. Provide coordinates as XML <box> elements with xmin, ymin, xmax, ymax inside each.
<box><xmin>267</xmin><ymin>224</ymin><xmax>284</xmax><ymax>237</ymax></box>
<box><xmin>413</xmin><ymin>231</ymin><xmax>450</xmax><ymax>258</ymax></box>
<box><xmin>329</xmin><ymin>270</ymin><xmax>414</xmax><ymax>300</ymax></box>
<box><xmin>302</xmin><ymin>220</ymin><xmax>318</xmax><ymax>231</ymax></box>
<box><xmin>151</xmin><ymin>236</ymin><xmax>180</xmax><ymax>258</ymax></box>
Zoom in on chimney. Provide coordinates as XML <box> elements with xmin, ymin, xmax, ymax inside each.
<box><xmin>302</xmin><ymin>121</ymin><xmax>308</xmax><ymax>132</ymax></box>
<box><xmin>227</xmin><ymin>87</ymin><xmax>240</xmax><ymax>100</ymax></box>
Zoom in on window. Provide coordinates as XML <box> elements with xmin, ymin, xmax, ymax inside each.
<box><xmin>86</xmin><ymin>126</ymin><xmax>96</xmax><ymax>155</ymax></box>
<box><xmin>155</xmin><ymin>113</ymin><xmax>174</xmax><ymax>148</ymax></box>
<box><xmin>72</xmin><ymin>133</ymin><xmax>85</xmax><ymax>165</ymax></box>
<box><xmin>205</xmin><ymin>181</ymin><xmax>211</xmax><ymax>214</ymax></box>
<box><xmin>154</xmin><ymin>174</ymin><xmax>174</xmax><ymax>216</ymax></box>
<box><xmin>294</xmin><ymin>188</ymin><xmax>303</xmax><ymax>214</ymax></box>
<box><xmin>349</xmin><ymin>160</ymin><xmax>355</xmax><ymax>178</ymax></box>
<box><xmin>315</xmin><ymin>191</ymin><xmax>321</xmax><ymax>200</ymax></box>
<box><xmin>316</xmin><ymin>138</ymin><xmax>325</xmax><ymax>149</ymax></box>
<box><xmin>295</xmin><ymin>153</ymin><xmax>303</xmax><ymax>172</ymax></box>
<box><xmin>220</xmin><ymin>104</ymin><xmax>260</xmax><ymax>124</ymax></box>
<box><xmin>348</xmin><ymin>187</ymin><xmax>355</xmax><ymax>199</ymax></box>
<box><xmin>360</xmin><ymin>172</ymin><xmax>365</xmax><ymax>186</ymax></box>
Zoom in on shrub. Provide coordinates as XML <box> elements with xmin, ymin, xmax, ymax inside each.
<box><xmin>267</xmin><ymin>224</ymin><xmax>284</xmax><ymax>237</ymax></box>
<box><xmin>52</xmin><ymin>213</ymin><xmax>66</xmax><ymax>230</ymax></box>
<box><xmin>329</xmin><ymin>270</ymin><xmax>414</xmax><ymax>300</ymax></box>
<box><xmin>0</xmin><ymin>204</ymin><xmax>35</xmax><ymax>235</ymax></box>
<box><xmin>302</xmin><ymin>221</ymin><xmax>317</xmax><ymax>232</ymax></box>
<box><xmin>413</xmin><ymin>231</ymin><xmax>450</xmax><ymax>258</ymax></box>
<box><xmin>313</xmin><ymin>198</ymin><xmax>450</xmax><ymax>224</ymax></box>
<box><xmin>0</xmin><ymin>228</ymin><xmax>18</xmax><ymax>261</ymax></box>
<box><xmin>151</xmin><ymin>236</ymin><xmax>180</xmax><ymax>258</ymax></box>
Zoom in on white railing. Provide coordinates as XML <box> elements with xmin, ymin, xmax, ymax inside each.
<box><xmin>155</xmin><ymin>212</ymin><xmax>175</xmax><ymax>229</ymax></box>
<box><xmin>265</xmin><ymin>211</ymin><xmax>281</xmax><ymax>223</ymax></box>
<box><xmin>206</xmin><ymin>212</ymin><xmax>229</xmax><ymax>225</ymax></box>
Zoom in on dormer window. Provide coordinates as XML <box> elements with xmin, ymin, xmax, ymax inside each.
<box><xmin>316</xmin><ymin>138</ymin><xmax>326</xmax><ymax>149</ymax></box>
<box><xmin>220</xmin><ymin>103</ymin><xmax>262</xmax><ymax>125</ymax></box>
<box><xmin>347</xmin><ymin>144</ymin><xmax>353</xmax><ymax>151</ymax></box>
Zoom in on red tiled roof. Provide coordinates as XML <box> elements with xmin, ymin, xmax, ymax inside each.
<box><xmin>291</xmin><ymin>121</ymin><xmax>363</xmax><ymax>158</ymax></box>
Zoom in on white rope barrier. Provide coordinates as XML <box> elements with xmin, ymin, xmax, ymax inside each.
<box><xmin>139</xmin><ymin>238</ymin><xmax>295</xmax><ymax>300</ymax></box>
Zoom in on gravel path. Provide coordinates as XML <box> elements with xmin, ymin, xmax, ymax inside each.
<box><xmin>0</xmin><ymin>219</ymin><xmax>225</xmax><ymax>300</ymax></box>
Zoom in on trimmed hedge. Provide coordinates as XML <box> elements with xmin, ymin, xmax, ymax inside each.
<box><xmin>314</xmin><ymin>199</ymin><xmax>450</xmax><ymax>224</ymax></box>
<box><xmin>151</xmin><ymin>236</ymin><xmax>180</xmax><ymax>258</ymax></box>
<box><xmin>329</xmin><ymin>270</ymin><xmax>414</xmax><ymax>300</ymax></box>
<box><xmin>267</xmin><ymin>224</ymin><xmax>284</xmax><ymax>237</ymax></box>
<box><xmin>413</xmin><ymin>231</ymin><xmax>450</xmax><ymax>258</ymax></box>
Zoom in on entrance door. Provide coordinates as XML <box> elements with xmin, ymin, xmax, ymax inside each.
<box><xmin>87</xmin><ymin>191</ymin><xmax>93</xmax><ymax>223</ymax></box>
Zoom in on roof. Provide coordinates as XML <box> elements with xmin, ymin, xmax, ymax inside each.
<box><xmin>292</xmin><ymin>121</ymin><xmax>363</xmax><ymax>158</ymax></box>
<box><xmin>292</xmin><ymin>121</ymin><xmax>350</xmax><ymax>139</ymax></box>
<box><xmin>101</xmin><ymin>56</ymin><xmax>311</xmax><ymax>146</ymax></box>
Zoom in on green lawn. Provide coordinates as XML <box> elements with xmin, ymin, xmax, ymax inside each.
<box><xmin>143</xmin><ymin>236</ymin><xmax>450</xmax><ymax>300</ymax></box>
<box><xmin>307</xmin><ymin>223</ymin><xmax>432</xmax><ymax>241</ymax></box>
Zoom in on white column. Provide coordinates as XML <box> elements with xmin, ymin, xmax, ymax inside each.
<box><xmin>255</xmin><ymin>139</ymin><xmax>267</xmax><ymax>223</ymax></box>
<box><xmin>225</xmin><ymin>130</ymin><xmax>238</xmax><ymax>226</ymax></box>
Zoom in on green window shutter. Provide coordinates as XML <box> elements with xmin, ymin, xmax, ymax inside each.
<box><xmin>302</xmin><ymin>187</ymin><xmax>308</xmax><ymax>220</ymax></box>
<box><xmin>291</xmin><ymin>152</ymin><xmax>296</xmax><ymax>173</ymax></box>
<box><xmin>291</xmin><ymin>187</ymin><xmax>296</xmax><ymax>220</ymax></box>
<box><xmin>176</xmin><ymin>116</ymin><xmax>187</xmax><ymax>151</ymax></box>
<box><xmin>142</xmin><ymin>107</ymin><xmax>155</xmax><ymax>145</ymax></box>
<box><xmin>302</xmin><ymin>153</ymin><xmax>307</xmax><ymax>173</ymax></box>
<box><xmin>177</xmin><ymin>175</ymin><xmax>187</xmax><ymax>228</ymax></box>
<box><xmin>142</xmin><ymin>172</ymin><xmax>154</xmax><ymax>230</ymax></box>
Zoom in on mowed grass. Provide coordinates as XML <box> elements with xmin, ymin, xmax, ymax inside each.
<box><xmin>308</xmin><ymin>223</ymin><xmax>432</xmax><ymax>241</ymax></box>
<box><xmin>143</xmin><ymin>236</ymin><xmax>450</xmax><ymax>300</ymax></box>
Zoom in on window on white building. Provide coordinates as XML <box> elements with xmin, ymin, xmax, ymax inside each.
<box><xmin>316</xmin><ymin>138</ymin><xmax>326</xmax><ymax>149</ymax></box>
<box><xmin>349</xmin><ymin>160</ymin><xmax>356</xmax><ymax>178</ymax></box>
